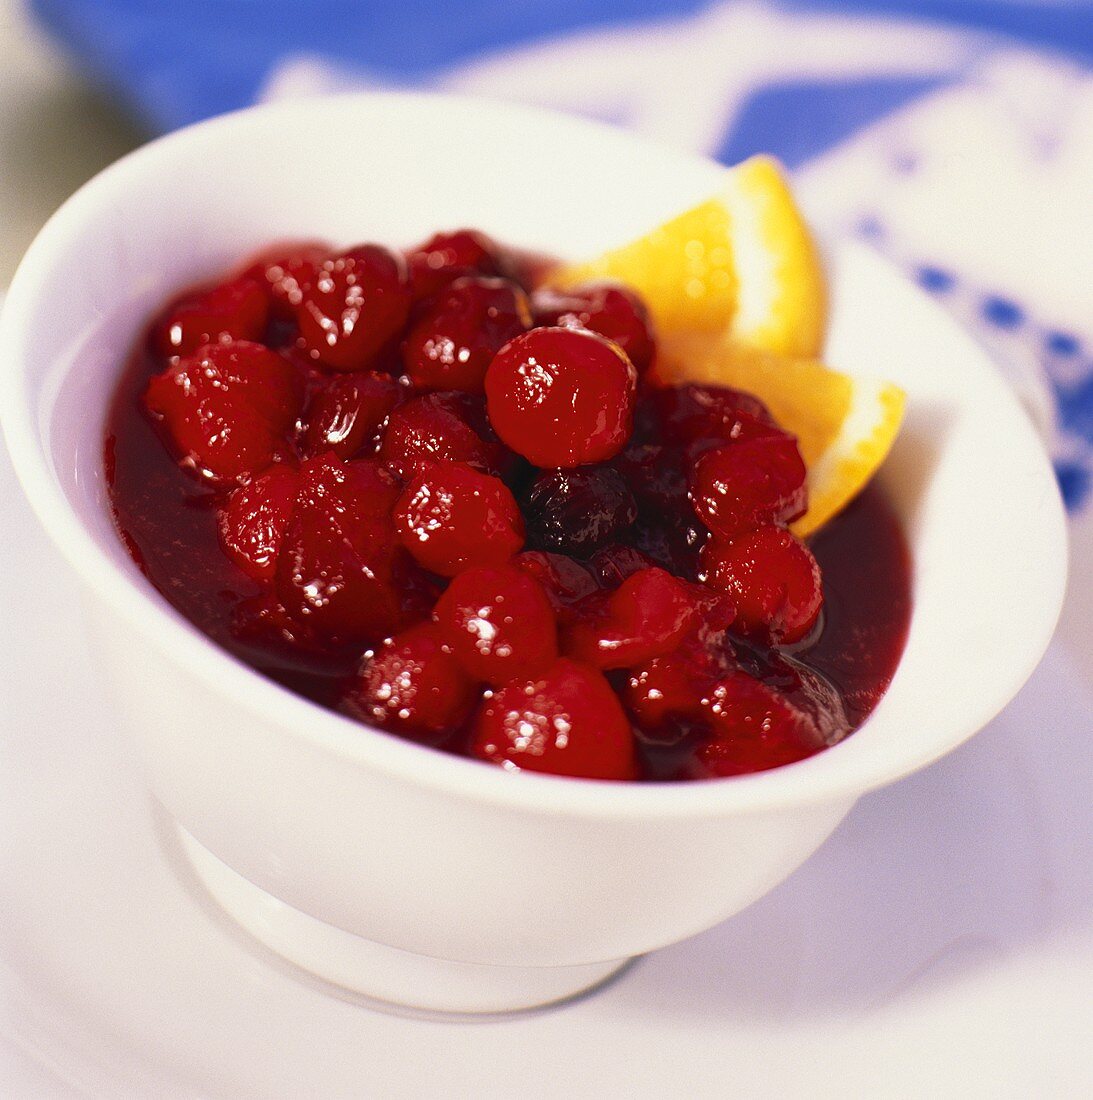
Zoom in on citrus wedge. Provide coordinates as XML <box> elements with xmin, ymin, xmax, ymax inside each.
<box><xmin>552</xmin><ymin>155</ymin><xmax>826</xmax><ymax>358</ymax></box>
<box><xmin>656</xmin><ymin>336</ymin><xmax>905</xmax><ymax>537</ymax></box>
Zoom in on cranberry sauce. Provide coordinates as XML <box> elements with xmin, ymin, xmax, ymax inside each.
<box><xmin>104</xmin><ymin>231</ymin><xmax>912</xmax><ymax>782</ymax></box>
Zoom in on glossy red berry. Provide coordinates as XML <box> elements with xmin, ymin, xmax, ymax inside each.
<box><xmin>511</xmin><ymin>551</ymin><xmax>599</xmax><ymax>613</ymax></box>
<box><xmin>275</xmin><ymin>455</ymin><xmax>405</xmax><ymax>645</ymax></box>
<box><xmin>217</xmin><ymin>463</ymin><xmax>302</xmax><ymax>582</ymax></box>
<box><xmin>303</xmin><ymin>371</ymin><xmax>402</xmax><ymax>460</ymax></box>
<box><xmin>295</xmin><ymin>244</ymin><xmax>412</xmax><ymax>370</ymax></box>
<box><xmin>470</xmin><ymin>658</ymin><xmax>637</xmax><ymax>780</ymax></box>
<box><xmin>563</xmin><ymin>566</ymin><xmax>733</xmax><ymax>670</ymax></box>
<box><xmin>587</xmin><ymin>544</ymin><xmax>658</xmax><ymax>588</ymax></box>
<box><xmin>485</xmin><ymin>327</ymin><xmax>637</xmax><ymax>467</ymax></box>
<box><xmin>689</xmin><ymin>436</ymin><xmax>807</xmax><ymax>539</ymax></box>
<box><xmin>394</xmin><ymin>461</ymin><xmax>525</xmax><ymax>577</ymax></box>
<box><xmin>531</xmin><ymin>283</ymin><xmax>655</xmax><ymax>374</ymax></box>
<box><xmin>378</xmin><ymin>391</ymin><xmax>507</xmax><ymax>480</ymax></box>
<box><xmin>152</xmin><ymin>277</ymin><xmax>269</xmax><ymax>359</ymax></box>
<box><xmin>684</xmin><ymin>670</ymin><xmax>828</xmax><ymax>778</ymax></box>
<box><xmin>701</xmin><ymin>525</ymin><xmax>823</xmax><ymax>644</ymax></box>
<box><xmin>433</xmin><ymin>564</ymin><xmax>558</xmax><ymax>684</ymax></box>
<box><xmin>402</xmin><ymin>276</ymin><xmax>531</xmax><ymax>393</ymax></box>
<box><xmin>241</xmin><ymin>240</ymin><xmax>330</xmax><ymax>319</ymax></box>
<box><xmin>640</xmin><ymin>383</ymin><xmax>774</xmax><ymax>448</ymax></box>
<box><xmin>406</xmin><ymin>229</ymin><xmax>508</xmax><ymax>302</ymax></box>
<box><xmin>345</xmin><ymin>623</ymin><xmax>478</xmax><ymax>744</ymax></box>
<box><xmin>523</xmin><ymin>467</ymin><xmax>637</xmax><ymax>557</ymax></box>
<box><xmin>143</xmin><ymin>340</ymin><xmax>304</xmax><ymax>482</ymax></box>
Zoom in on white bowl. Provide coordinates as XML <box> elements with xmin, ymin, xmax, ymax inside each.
<box><xmin>0</xmin><ymin>93</ymin><xmax>1067</xmax><ymax>1014</ymax></box>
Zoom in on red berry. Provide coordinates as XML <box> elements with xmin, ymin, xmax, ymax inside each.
<box><xmin>345</xmin><ymin>623</ymin><xmax>478</xmax><ymax>744</ymax></box>
<box><xmin>394</xmin><ymin>461</ymin><xmax>525</xmax><ymax>577</ymax></box>
<box><xmin>433</xmin><ymin>564</ymin><xmax>558</xmax><ymax>684</ymax></box>
<box><xmin>563</xmin><ymin>567</ymin><xmax>733</xmax><ymax>670</ymax></box>
<box><xmin>143</xmin><ymin>340</ymin><xmax>304</xmax><ymax>482</ymax></box>
<box><xmin>701</xmin><ymin>526</ymin><xmax>823</xmax><ymax>644</ymax></box>
<box><xmin>402</xmin><ymin>276</ymin><xmax>531</xmax><ymax>393</ymax></box>
<box><xmin>587</xmin><ymin>544</ymin><xmax>658</xmax><ymax>588</ymax></box>
<box><xmin>217</xmin><ymin>463</ymin><xmax>302</xmax><ymax>582</ymax></box>
<box><xmin>511</xmin><ymin>551</ymin><xmax>599</xmax><ymax>613</ymax></box>
<box><xmin>523</xmin><ymin>467</ymin><xmax>637</xmax><ymax>557</ymax></box>
<box><xmin>295</xmin><ymin>244</ymin><xmax>412</xmax><ymax>370</ymax></box>
<box><xmin>623</xmin><ymin>643</ymin><xmax>717</xmax><ymax>739</ymax></box>
<box><xmin>485</xmin><ymin>327</ymin><xmax>637</xmax><ymax>467</ymax></box>
<box><xmin>303</xmin><ymin>371</ymin><xmax>402</xmax><ymax>460</ymax></box>
<box><xmin>684</xmin><ymin>670</ymin><xmax>828</xmax><ymax>778</ymax></box>
<box><xmin>639</xmin><ymin>384</ymin><xmax>775</xmax><ymax>448</ymax></box>
<box><xmin>152</xmin><ymin>277</ymin><xmax>269</xmax><ymax>359</ymax></box>
<box><xmin>241</xmin><ymin>240</ymin><xmax>330</xmax><ymax>319</ymax></box>
<box><xmin>275</xmin><ymin>455</ymin><xmax>406</xmax><ymax>645</ymax></box>
<box><xmin>379</xmin><ymin>391</ymin><xmax>507</xmax><ymax>480</ymax></box>
<box><xmin>690</xmin><ymin>436</ymin><xmax>807</xmax><ymax>539</ymax></box>
<box><xmin>531</xmin><ymin>283</ymin><xmax>655</xmax><ymax>374</ymax></box>
<box><xmin>406</xmin><ymin>229</ymin><xmax>508</xmax><ymax>302</ymax></box>
<box><xmin>470</xmin><ymin>658</ymin><xmax>636</xmax><ymax>780</ymax></box>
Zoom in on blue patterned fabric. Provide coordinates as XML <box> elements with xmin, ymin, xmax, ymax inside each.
<box><xmin>30</xmin><ymin>0</ymin><xmax>1093</xmax><ymax>514</ymax></box>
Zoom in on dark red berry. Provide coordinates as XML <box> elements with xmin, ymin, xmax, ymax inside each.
<box><xmin>470</xmin><ymin>658</ymin><xmax>636</xmax><ymax>780</ymax></box>
<box><xmin>701</xmin><ymin>525</ymin><xmax>823</xmax><ymax>644</ymax></box>
<box><xmin>394</xmin><ymin>461</ymin><xmax>525</xmax><ymax>577</ymax></box>
<box><xmin>690</xmin><ymin>436</ymin><xmax>807</xmax><ymax>539</ymax></box>
<box><xmin>523</xmin><ymin>467</ymin><xmax>637</xmax><ymax>558</ymax></box>
<box><xmin>143</xmin><ymin>340</ymin><xmax>304</xmax><ymax>482</ymax></box>
<box><xmin>345</xmin><ymin>623</ymin><xmax>478</xmax><ymax>744</ymax></box>
<box><xmin>295</xmin><ymin>244</ymin><xmax>412</xmax><ymax>370</ymax></box>
<box><xmin>683</xmin><ymin>670</ymin><xmax>828</xmax><ymax>778</ymax></box>
<box><xmin>485</xmin><ymin>327</ymin><xmax>637</xmax><ymax>467</ymax></box>
<box><xmin>639</xmin><ymin>384</ymin><xmax>775</xmax><ymax>448</ymax></box>
<box><xmin>532</xmin><ymin>283</ymin><xmax>655</xmax><ymax>373</ymax></box>
<box><xmin>241</xmin><ymin>240</ymin><xmax>330</xmax><ymax>319</ymax></box>
<box><xmin>303</xmin><ymin>371</ymin><xmax>402</xmax><ymax>460</ymax></box>
<box><xmin>511</xmin><ymin>551</ymin><xmax>599</xmax><ymax>613</ymax></box>
<box><xmin>402</xmin><ymin>276</ymin><xmax>530</xmax><ymax>393</ymax></box>
<box><xmin>406</xmin><ymin>229</ymin><xmax>508</xmax><ymax>302</ymax></box>
<box><xmin>152</xmin><ymin>277</ymin><xmax>269</xmax><ymax>359</ymax></box>
<box><xmin>433</xmin><ymin>564</ymin><xmax>558</xmax><ymax>684</ymax></box>
<box><xmin>563</xmin><ymin>567</ymin><xmax>733</xmax><ymax>670</ymax></box>
<box><xmin>275</xmin><ymin>455</ymin><xmax>405</xmax><ymax>645</ymax></box>
<box><xmin>217</xmin><ymin>463</ymin><xmax>302</xmax><ymax>582</ymax></box>
<box><xmin>587</xmin><ymin>545</ymin><xmax>658</xmax><ymax>588</ymax></box>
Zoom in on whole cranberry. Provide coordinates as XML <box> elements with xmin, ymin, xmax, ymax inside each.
<box><xmin>470</xmin><ymin>658</ymin><xmax>637</xmax><ymax>780</ymax></box>
<box><xmin>701</xmin><ymin>525</ymin><xmax>823</xmax><ymax>644</ymax></box>
<box><xmin>152</xmin><ymin>277</ymin><xmax>269</xmax><ymax>359</ymax></box>
<box><xmin>612</xmin><ymin>443</ymin><xmax>689</xmax><ymax>518</ymax></box>
<box><xmin>303</xmin><ymin>371</ymin><xmax>402</xmax><ymax>460</ymax></box>
<box><xmin>511</xmin><ymin>551</ymin><xmax>599</xmax><ymax>613</ymax></box>
<box><xmin>689</xmin><ymin>436</ymin><xmax>807</xmax><ymax>539</ymax></box>
<box><xmin>378</xmin><ymin>391</ymin><xmax>509</xmax><ymax>481</ymax></box>
<box><xmin>241</xmin><ymin>240</ymin><xmax>330</xmax><ymax>319</ymax></box>
<box><xmin>217</xmin><ymin>463</ymin><xmax>302</xmax><ymax>582</ymax></box>
<box><xmin>563</xmin><ymin>567</ymin><xmax>734</xmax><ymax>670</ymax></box>
<box><xmin>402</xmin><ymin>276</ymin><xmax>531</xmax><ymax>393</ymax></box>
<box><xmin>406</xmin><ymin>229</ymin><xmax>508</xmax><ymax>302</ymax></box>
<box><xmin>523</xmin><ymin>467</ymin><xmax>637</xmax><ymax>557</ymax></box>
<box><xmin>683</xmin><ymin>670</ymin><xmax>828</xmax><ymax>778</ymax></box>
<box><xmin>624</xmin><ymin>641</ymin><xmax>721</xmax><ymax>739</ymax></box>
<box><xmin>144</xmin><ymin>340</ymin><xmax>304</xmax><ymax>483</ymax></box>
<box><xmin>587</xmin><ymin>545</ymin><xmax>658</xmax><ymax>588</ymax></box>
<box><xmin>531</xmin><ymin>283</ymin><xmax>655</xmax><ymax>374</ymax></box>
<box><xmin>394</xmin><ymin>461</ymin><xmax>525</xmax><ymax>577</ymax></box>
<box><xmin>640</xmin><ymin>383</ymin><xmax>775</xmax><ymax>449</ymax></box>
<box><xmin>345</xmin><ymin>623</ymin><xmax>479</xmax><ymax>744</ymax></box>
<box><xmin>485</xmin><ymin>327</ymin><xmax>637</xmax><ymax>467</ymax></box>
<box><xmin>275</xmin><ymin>455</ymin><xmax>406</xmax><ymax>645</ymax></box>
<box><xmin>433</xmin><ymin>564</ymin><xmax>558</xmax><ymax>684</ymax></box>
<box><xmin>295</xmin><ymin>244</ymin><xmax>412</xmax><ymax>371</ymax></box>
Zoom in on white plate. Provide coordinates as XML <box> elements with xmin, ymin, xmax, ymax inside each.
<box><xmin>2</xmin><ymin>438</ymin><xmax>1091</xmax><ymax>1097</ymax></box>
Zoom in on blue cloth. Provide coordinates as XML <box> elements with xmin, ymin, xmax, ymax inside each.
<box><xmin>31</xmin><ymin>1</ymin><xmax>1093</xmax><ymax>132</ymax></box>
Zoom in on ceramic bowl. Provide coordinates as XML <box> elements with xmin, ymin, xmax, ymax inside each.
<box><xmin>0</xmin><ymin>94</ymin><xmax>1067</xmax><ymax>1013</ymax></box>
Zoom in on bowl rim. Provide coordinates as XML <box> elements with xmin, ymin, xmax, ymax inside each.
<box><xmin>0</xmin><ymin>91</ymin><xmax>1069</xmax><ymax>819</ymax></box>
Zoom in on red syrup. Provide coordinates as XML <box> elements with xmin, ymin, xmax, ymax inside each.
<box><xmin>104</xmin><ymin>233</ymin><xmax>912</xmax><ymax>782</ymax></box>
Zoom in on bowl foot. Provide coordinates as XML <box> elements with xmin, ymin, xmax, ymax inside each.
<box><xmin>176</xmin><ymin>826</ymin><xmax>630</xmax><ymax>1014</ymax></box>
